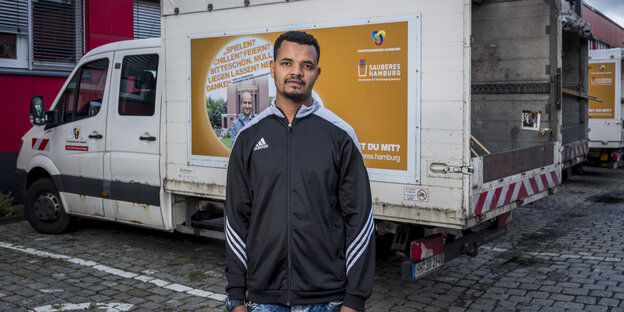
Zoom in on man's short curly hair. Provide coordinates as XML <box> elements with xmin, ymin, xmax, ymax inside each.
<box><xmin>273</xmin><ymin>31</ymin><xmax>320</xmax><ymax>63</ymax></box>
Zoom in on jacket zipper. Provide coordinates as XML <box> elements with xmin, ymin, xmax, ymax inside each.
<box><xmin>275</xmin><ymin>104</ymin><xmax>299</xmax><ymax>306</ymax></box>
<box><xmin>286</xmin><ymin>121</ymin><xmax>292</xmax><ymax>306</ymax></box>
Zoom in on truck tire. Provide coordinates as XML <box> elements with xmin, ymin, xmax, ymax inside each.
<box><xmin>572</xmin><ymin>163</ymin><xmax>584</xmax><ymax>175</ymax></box>
<box><xmin>25</xmin><ymin>178</ymin><xmax>72</xmax><ymax>234</ymax></box>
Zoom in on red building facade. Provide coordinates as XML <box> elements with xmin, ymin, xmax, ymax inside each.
<box><xmin>0</xmin><ymin>0</ymin><xmax>159</xmax><ymax>201</ymax></box>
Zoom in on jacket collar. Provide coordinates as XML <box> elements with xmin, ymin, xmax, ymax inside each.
<box><xmin>270</xmin><ymin>98</ymin><xmax>320</xmax><ymax>120</ymax></box>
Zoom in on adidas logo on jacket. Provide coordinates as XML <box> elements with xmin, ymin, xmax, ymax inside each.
<box><xmin>253</xmin><ymin>138</ymin><xmax>269</xmax><ymax>151</ymax></box>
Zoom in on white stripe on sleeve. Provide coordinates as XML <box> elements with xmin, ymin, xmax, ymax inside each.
<box><xmin>225</xmin><ymin>218</ymin><xmax>247</xmax><ymax>269</ymax></box>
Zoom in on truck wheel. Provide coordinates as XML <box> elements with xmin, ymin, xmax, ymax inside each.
<box><xmin>572</xmin><ymin>163</ymin><xmax>584</xmax><ymax>175</ymax></box>
<box><xmin>462</xmin><ymin>242</ymin><xmax>479</xmax><ymax>257</ymax></box>
<box><xmin>25</xmin><ymin>178</ymin><xmax>72</xmax><ymax>234</ymax></box>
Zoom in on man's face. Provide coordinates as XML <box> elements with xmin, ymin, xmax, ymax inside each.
<box><xmin>241</xmin><ymin>95</ymin><xmax>253</xmax><ymax>117</ymax></box>
<box><xmin>270</xmin><ymin>41</ymin><xmax>320</xmax><ymax>103</ymax></box>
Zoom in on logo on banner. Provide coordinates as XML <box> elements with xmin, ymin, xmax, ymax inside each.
<box><xmin>598</xmin><ymin>64</ymin><xmax>605</xmax><ymax>71</ymax></box>
<box><xmin>356</xmin><ymin>61</ymin><xmax>401</xmax><ymax>80</ymax></box>
<box><xmin>73</xmin><ymin>128</ymin><xmax>80</xmax><ymax>139</ymax></box>
<box><xmin>358</xmin><ymin>59</ymin><xmax>367</xmax><ymax>77</ymax></box>
<box><xmin>372</xmin><ymin>30</ymin><xmax>386</xmax><ymax>46</ymax></box>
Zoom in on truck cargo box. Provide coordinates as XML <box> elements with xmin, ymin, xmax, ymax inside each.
<box><xmin>159</xmin><ymin>0</ymin><xmax>581</xmax><ymax>231</ymax></box>
<box><xmin>587</xmin><ymin>48</ymin><xmax>624</xmax><ymax>168</ymax></box>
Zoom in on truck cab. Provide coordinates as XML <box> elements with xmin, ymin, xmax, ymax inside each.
<box><xmin>16</xmin><ymin>38</ymin><xmax>167</xmax><ymax>233</ymax></box>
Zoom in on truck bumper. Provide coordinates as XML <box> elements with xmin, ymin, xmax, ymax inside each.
<box><xmin>562</xmin><ymin>141</ymin><xmax>589</xmax><ymax>169</ymax></box>
<box><xmin>401</xmin><ymin>224</ymin><xmax>507</xmax><ymax>281</ymax></box>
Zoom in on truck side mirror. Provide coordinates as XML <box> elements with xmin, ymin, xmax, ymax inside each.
<box><xmin>30</xmin><ymin>96</ymin><xmax>45</xmax><ymax>125</ymax></box>
<box><xmin>45</xmin><ymin>110</ymin><xmax>61</xmax><ymax>125</ymax></box>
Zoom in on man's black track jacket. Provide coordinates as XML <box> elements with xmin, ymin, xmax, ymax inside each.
<box><xmin>225</xmin><ymin>100</ymin><xmax>375</xmax><ymax>311</ymax></box>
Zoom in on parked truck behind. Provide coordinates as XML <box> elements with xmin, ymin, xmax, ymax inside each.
<box><xmin>17</xmin><ymin>0</ymin><xmax>590</xmax><ymax>280</ymax></box>
<box><xmin>587</xmin><ymin>48</ymin><xmax>624</xmax><ymax>168</ymax></box>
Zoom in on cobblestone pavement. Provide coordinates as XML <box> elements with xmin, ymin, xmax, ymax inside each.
<box><xmin>2</xmin><ymin>166</ymin><xmax>624</xmax><ymax>311</ymax></box>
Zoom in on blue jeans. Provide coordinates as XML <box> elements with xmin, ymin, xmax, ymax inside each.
<box><xmin>247</xmin><ymin>300</ymin><xmax>343</xmax><ymax>312</ymax></box>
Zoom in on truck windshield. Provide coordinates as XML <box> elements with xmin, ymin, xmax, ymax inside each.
<box><xmin>58</xmin><ymin>58</ymin><xmax>109</xmax><ymax>123</ymax></box>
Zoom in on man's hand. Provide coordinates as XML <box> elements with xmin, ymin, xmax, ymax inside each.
<box><xmin>232</xmin><ymin>305</ymin><xmax>248</xmax><ymax>312</ymax></box>
<box><xmin>340</xmin><ymin>306</ymin><xmax>359</xmax><ymax>312</ymax></box>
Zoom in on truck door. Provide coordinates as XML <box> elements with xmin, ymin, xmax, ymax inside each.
<box><xmin>104</xmin><ymin>49</ymin><xmax>163</xmax><ymax>227</ymax></box>
<box><xmin>49</xmin><ymin>54</ymin><xmax>112</xmax><ymax>217</ymax></box>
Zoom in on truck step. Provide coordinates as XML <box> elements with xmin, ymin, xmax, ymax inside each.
<box><xmin>190</xmin><ymin>217</ymin><xmax>224</xmax><ymax>231</ymax></box>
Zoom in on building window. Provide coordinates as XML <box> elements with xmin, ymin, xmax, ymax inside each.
<box><xmin>0</xmin><ymin>32</ymin><xmax>17</xmax><ymax>58</ymax></box>
<box><xmin>32</xmin><ymin>0</ymin><xmax>83</xmax><ymax>70</ymax></box>
<box><xmin>0</xmin><ymin>0</ymin><xmax>28</xmax><ymax>68</ymax></box>
<box><xmin>133</xmin><ymin>0</ymin><xmax>160</xmax><ymax>39</ymax></box>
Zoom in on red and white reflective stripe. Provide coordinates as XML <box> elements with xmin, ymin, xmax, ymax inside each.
<box><xmin>31</xmin><ymin>138</ymin><xmax>50</xmax><ymax>151</ymax></box>
<box><xmin>472</xmin><ymin>170</ymin><xmax>560</xmax><ymax>216</ymax></box>
<box><xmin>562</xmin><ymin>142</ymin><xmax>588</xmax><ymax>162</ymax></box>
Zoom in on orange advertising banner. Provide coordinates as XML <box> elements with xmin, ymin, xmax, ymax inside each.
<box><xmin>588</xmin><ymin>62</ymin><xmax>616</xmax><ymax>119</ymax></box>
<box><xmin>190</xmin><ymin>17</ymin><xmax>418</xmax><ymax>175</ymax></box>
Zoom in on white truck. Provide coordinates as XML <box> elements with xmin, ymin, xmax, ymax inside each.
<box><xmin>587</xmin><ymin>48</ymin><xmax>624</xmax><ymax>168</ymax></box>
<box><xmin>18</xmin><ymin>0</ymin><xmax>586</xmax><ymax>280</ymax></box>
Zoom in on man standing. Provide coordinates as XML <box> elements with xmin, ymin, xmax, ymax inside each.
<box><xmin>230</xmin><ymin>91</ymin><xmax>254</xmax><ymax>145</ymax></box>
<box><xmin>225</xmin><ymin>31</ymin><xmax>375</xmax><ymax>312</ymax></box>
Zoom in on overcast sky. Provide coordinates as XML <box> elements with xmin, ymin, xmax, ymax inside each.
<box><xmin>584</xmin><ymin>0</ymin><xmax>624</xmax><ymax>28</ymax></box>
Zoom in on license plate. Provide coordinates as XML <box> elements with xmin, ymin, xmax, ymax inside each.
<box><xmin>412</xmin><ymin>253</ymin><xmax>444</xmax><ymax>279</ymax></box>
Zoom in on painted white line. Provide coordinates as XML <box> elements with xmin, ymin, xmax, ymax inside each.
<box><xmin>484</xmin><ymin>247</ymin><xmax>507</xmax><ymax>253</ymax></box>
<box><xmin>40</xmin><ymin>289</ymin><xmax>64</xmax><ymax>294</ymax></box>
<box><xmin>134</xmin><ymin>275</ymin><xmax>154</xmax><ymax>282</ymax></box>
<box><xmin>0</xmin><ymin>241</ymin><xmax>227</xmax><ymax>302</ymax></box>
<box><xmin>187</xmin><ymin>289</ymin><xmax>215</xmax><ymax>297</ymax></box>
<box><xmin>480</xmin><ymin>246</ymin><xmax>623</xmax><ymax>263</ymax></box>
<box><xmin>92</xmin><ymin>265</ymin><xmax>138</xmax><ymax>279</ymax></box>
<box><xmin>164</xmin><ymin>283</ymin><xmax>193</xmax><ymax>292</ymax></box>
<box><xmin>33</xmin><ymin>302</ymin><xmax>133</xmax><ymax>312</ymax></box>
<box><xmin>149</xmin><ymin>278</ymin><xmax>170</xmax><ymax>287</ymax></box>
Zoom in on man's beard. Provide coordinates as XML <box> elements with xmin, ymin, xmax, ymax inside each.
<box><xmin>283</xmin><ymin>78</ymin><xmax>307</xmax><ymax>101</ymax></box>
<box><xmin>284</xmin><ymin>91</ymin><xmax>305</xmax><ymax>101</ymax></box>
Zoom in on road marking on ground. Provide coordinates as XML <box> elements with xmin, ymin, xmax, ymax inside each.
<box><xmin>481</xmin><ymin>246</ymin><xmax>624</xmax><ymax>262</ymax></box>
<box><xmin>33</xmin><ymin>302</ymin><xmax>133</xmax><ymax>312</ymax></box>
<box><xmin>0</xmin><ymin>241</ymin><xmax>227</xmax><ymax>301</ymax></box>
<box><xmin>40</xmin><ymin>289</ymin><xmax>64</xmax><ymax>293</ymax></box>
